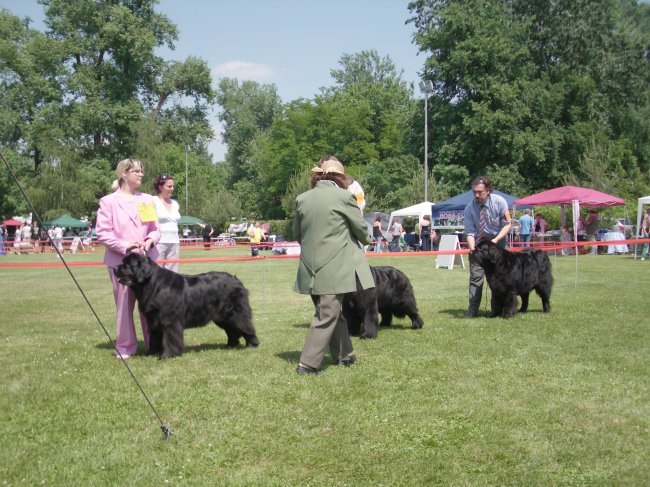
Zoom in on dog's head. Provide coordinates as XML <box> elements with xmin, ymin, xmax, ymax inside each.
<box><xmin>472</xmin><ymin>239</ymin><xmax>505</xmax><ymax>270</ymax></box>
<box><xmin>114</xmin><ymin>252</ymin><xmax>156</xmax><ymax>287</ymax></box>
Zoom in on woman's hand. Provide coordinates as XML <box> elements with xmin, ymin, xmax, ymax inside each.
<box><xmin>126</xmin><ymin>239</ymin><xmax>153</xmax><ymax>253</ymax></box>
<box><xmin>126</xmin><ymin>241</ymin><xmax>143</xmax><ymax>252</ymax></box>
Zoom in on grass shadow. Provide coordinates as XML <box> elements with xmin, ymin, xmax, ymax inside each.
<box><xmin>439</xmin><ymin>308</ymin><xmax>475</xmax><ymax>319</ymax></box>
<box><xmin>378</xmin><ymin>323</ymin><xmax>413</xmax><ymax>331</ymax></box>
<box><xmin>292</xmin><ymin>322</ymin><xmax>310</xmax><ymax>329</ymax></box>
<box><xmin>276</xmin><ymin>350</ymin><xmax>302</xmax><ymax>363</ymax></box>
<box><xmin>95</xmin><ymin>339</ymin><xmax>234</xmax><ymax>356</ymax></box>
<box><xmin>95</xmin><ymin>341</ymin><xmax>117</xmax><ymax>351</ymax></box>
<box><xmin>94</xmin><ymin>341</ymin><xmax>151</xmax><ymax>354</ymax></box>
<box><xmin>183</xmin><ymin>342</ymin><xmax>232</xmax><ymax>354</ymax></box>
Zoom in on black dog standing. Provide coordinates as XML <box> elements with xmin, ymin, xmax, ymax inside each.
<box><xmin>115</xmin><ymin>252</ymin><xmax>259</xmax><ymax>358</ymax></box>
<box><xmin>343</xmin><ymin>266</ymin><xmax>424</xmax><ymax>339</ymax></box>
<box><xmin>472</xmin><ymin>240</ymin><xmax>553</xmax><ymax>318</ymax></box>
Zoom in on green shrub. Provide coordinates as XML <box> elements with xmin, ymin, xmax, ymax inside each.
<box><xmin>266</xmin><ymin>219</ymin><xmax>294</xmax><ymax>240</ymax></box>
<box><xmin>402</xmin><ymin>216</ymin><xmax>418</xmax><ymax>233</ymax></box>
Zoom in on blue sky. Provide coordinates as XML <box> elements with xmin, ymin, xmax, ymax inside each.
<box><xmin>1</xmin><ymin>0</ymin><xmax>425</xmax><ymax>160</ymax></box>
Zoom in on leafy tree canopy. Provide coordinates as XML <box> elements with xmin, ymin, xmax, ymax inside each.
<box><xmin>408</xmin><ymin>0</ymin><xmax>650</xmax><ymax>198</ymax></box>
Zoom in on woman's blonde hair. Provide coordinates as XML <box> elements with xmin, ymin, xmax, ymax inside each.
<box><xmin>113</xmin><ymin>158</ymin><xmax>144</xmax><ymax>188</ymax></box>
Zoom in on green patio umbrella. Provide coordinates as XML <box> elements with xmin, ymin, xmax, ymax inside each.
<box><xmin>178</xmin><ymin>215</ymin><xmax>205</xmax><ymax>226</ymax></box>
<box><xmin>44</xmin><ymin>214</ymin><xmax>89</xmax><ymax>227</ymax></box>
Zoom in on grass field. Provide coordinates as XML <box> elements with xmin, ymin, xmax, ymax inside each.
<box><xmin>1</xmin><ymin>247</ymin><xmax>648</xmax><ymax>485</ymax></box>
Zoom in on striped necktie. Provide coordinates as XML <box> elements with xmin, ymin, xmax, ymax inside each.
<box><xmin>479</xmin><ymin>205</ymin><xmax>487</xmax><ymax>238</ymax></box>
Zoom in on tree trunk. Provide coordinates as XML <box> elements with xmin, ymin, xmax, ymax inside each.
<box><xmin>153</xmin><ymin>93</ymin><xmax>169</xmax><ymax>122</ymax></box>
<box><xmin>34</xmin><ymin>147</ymin><xmax>43</xmax><ymax>173</ymax></box>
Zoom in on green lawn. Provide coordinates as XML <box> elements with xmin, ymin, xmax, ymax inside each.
<box><xmin>1</xmin><ymin>249</ymin><xmax>648</xmax><ymax>485</ymax></box>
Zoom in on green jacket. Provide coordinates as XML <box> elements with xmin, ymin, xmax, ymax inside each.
<box><xmin>293</xmin><ymin>181</ymin><xmax>374</xmax><ymax>295</ymax></box>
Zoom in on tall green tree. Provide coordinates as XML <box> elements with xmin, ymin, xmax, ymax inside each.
<box><xmin>152</xmin><ymin>56</ymin><xmax>215</xmax><ymax>148</ymax></box>
<box><xmin>0</xmin><ymin>2</ymin><xmax>216</xmax><ymax>220</ymax></box>
<box><xmin>326</xmin><ymin>49</ymin><xmax>417</xmax><ymax>162</ymax></box>
<box><xmin>254</xmin><ymin>51</ymin><xmax>418</xmax><ymax>218</ymax></box>
<box><xmin>40</xmin><ymin>0</ymin><xmax>178</xmax><ymax>161</ymax></box>
<box><xmin>215</xmin><ymin>78</ymin><xmax>281</xmax><ymax>185</ymax></box>
<box><xmin>408</xmin><ymin>0</ymin><xmax>650</xmax><ymax>197</ymax></box>
<box><xmin>0</xmin><ymin>11</ymin><xmax>64</xmax><ymax>171</ymax></box>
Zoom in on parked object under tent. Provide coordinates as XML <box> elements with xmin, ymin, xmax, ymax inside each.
<box><xmin>515</xmin><ymin>186</ymin><xmax>626</xmax><ymax>286</ymax></box>
<box><xmin>386</xmin><ymin>202</ymin><xmax>434</xmax><ymax>235</ymax></box>
<box><xmin>635</xmin><ymin>195</ymin><xmax>650</xmax><ymax>259</ymax></box>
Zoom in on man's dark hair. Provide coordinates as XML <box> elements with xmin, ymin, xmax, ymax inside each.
<box><xmin>471</xmin><ymin>176</ymin><xmax>492</xmax><ymax>191</ymax></box>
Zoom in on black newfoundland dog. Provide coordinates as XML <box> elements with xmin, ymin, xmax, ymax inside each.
<box><xmin>343</xmin><ymin>265</ymin><xmax>424</xmax><ymax>339</ymax></box>
<box><xmin>473</xmin><ymin>240</ymin><xmax>553</xmax><ymax>318</ymax></box>
<box><xmin>115</xmin><ymin>252</ymin><xmax>259</xmax><ymax>358</ymax></box>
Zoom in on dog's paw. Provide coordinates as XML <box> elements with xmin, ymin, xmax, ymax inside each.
<box><xmin>160</xmin><ymin>352</ymin><xmax>180</xmax><ymax>359</ymax></box>
<box><xmin>245</xmin><ymin>337</ymin><xmax>260</xmax><ymax>348</ymax></box>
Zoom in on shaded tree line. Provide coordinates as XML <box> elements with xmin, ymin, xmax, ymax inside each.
<box><xmin>2</xmin><ymin>0</ymin><xmax>649</xmax><ymax>229</ymax></box>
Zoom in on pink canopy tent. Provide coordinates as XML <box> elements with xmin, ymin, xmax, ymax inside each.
<box><xmin>514</xmin><ymin>186</ymin><xmax>625</xmax><ymax>207</ymax></box>
<box><xmin>515</xmin><ymin>186</ymin><xmax>626</xmax><ymax>281</ymax></box>
<box><xmin>2</xmin><ymin>219</ymin><xmax>23</xmax><ymax>226</ymax></box>
<box><xmin>515</xmin><ymin>186</ymin><xmax>625</xmax><ymax>238</ymax></box>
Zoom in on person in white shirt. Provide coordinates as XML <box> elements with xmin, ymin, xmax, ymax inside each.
<box><xmin>13</xmin><ymin>225</ymin><xmax>22</xmax><ymax>254</ymax></box>
<box><xmin>53</xmin><ymin>225</ymin><xmax>63</xmax><ymax>251</ymax></box>
<box><xmin>21</xmin><ymin>223</ymin><xmax>32</xmax><ymax>243</ymax></box>
<box><xmin>390</xmin><ymin>220</ymin><xmax>404</xmax><ymax>250</ymax></box>
<box><xmin>346</xmin><ymin>178</ymin><xmax>366</xmax><ymax>215</ymax></box>
<box><xmin>18</xmin><ymin>223</ymin><xmax>32</xmax><ymax>252</ymax></box>
<box><xmin>153</xmin><ymin>173</ymin><xmax>181</xmax><ymax>272</ymax></box>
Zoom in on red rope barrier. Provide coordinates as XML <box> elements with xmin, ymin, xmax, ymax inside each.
<box><xmin>1</xmin><ymin>238</ymin><xmax>648</xmax><ymax>268</ymax></box>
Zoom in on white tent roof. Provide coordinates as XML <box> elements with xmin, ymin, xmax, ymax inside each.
<box><xmin>386</xmin><ymin>202</ymin><xmax>434</xmax><ymax>235</ymax></box>
<box><xmin>390</xmin><ymin>201</ymin><xmax>434</xmax><ymax>218</ymax></box>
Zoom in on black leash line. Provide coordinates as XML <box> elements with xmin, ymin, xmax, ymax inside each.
<box><xmin>0</xmin><ymin>149</ymin><xmax>173</xmax><ymax>441</ymax></box>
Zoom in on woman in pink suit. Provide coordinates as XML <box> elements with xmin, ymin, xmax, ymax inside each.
<box><xmin>96</xmin><ymin>158</ymin><xmax>161</xmax><ymax>358</ymax></box>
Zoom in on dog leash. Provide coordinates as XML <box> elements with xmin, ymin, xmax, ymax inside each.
<box><xmin>1</xmin><ymin>149</ymin><xmax>174</xmax><ymax>441</ymax></box>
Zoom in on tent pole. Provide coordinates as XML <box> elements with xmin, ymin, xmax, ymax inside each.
<box><xmin>572</xmin><ymin>199</ymin><xmax>579</xmax><ymax>289</ymax></box>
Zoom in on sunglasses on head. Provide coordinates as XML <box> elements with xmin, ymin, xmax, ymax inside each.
<box><xmin>159</xmin><ymin>173</ymin><xmax>172</xmax><ymax>181</ymax></box>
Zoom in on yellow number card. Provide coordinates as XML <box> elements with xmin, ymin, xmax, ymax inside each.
<box><xmin>137</xmin><ymin>202</ymin><xmax>158</xmax><ymax>222</ymax></box>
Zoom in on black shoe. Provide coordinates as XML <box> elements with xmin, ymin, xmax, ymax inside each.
<box><xmin>336</xmin><ymin>354</ymin><xmax>357</xmax><ymax>367</ymax></box>
<box><xmin>465</xmin><ymin>309</ymin><xmax>478</xmax><ymax>318</ymax></box>
<box><xmin>296</xmin><ymin>364</ymin><xmax>320</xmax><ymax>375</ymax></box>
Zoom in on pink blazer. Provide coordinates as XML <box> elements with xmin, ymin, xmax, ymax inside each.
<box><xmin>96</xmin><ymin>190</ymin><xmax>161</xmax><ymax>268</ymax></box>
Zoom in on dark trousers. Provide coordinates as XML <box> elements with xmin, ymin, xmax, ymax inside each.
<box><xmin>468</xmin><ymin>238</ymin><xmax>505</xmax><ymax>313</ymax></box>
<box><xmin>420</xmin><ymin>233</ymin><xmax>431</xmax><ymax>251</ymax></box>
<box><xmin>468</xmin><ymin>252</ymin><xmax>486</xmax><ymax>312</ymax></box>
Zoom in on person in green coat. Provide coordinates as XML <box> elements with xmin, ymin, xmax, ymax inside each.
<box><xmin>293</xmin><ymin>157</ymin><xmax>374</xmax><ymax>374</ymax></box>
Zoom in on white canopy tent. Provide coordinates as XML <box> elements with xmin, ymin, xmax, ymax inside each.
<box><xmin>635</xmin><ymin>195</ymin><xmax>650</xmax><ymax>258</ymax></box>
<box><xmin>386</xmin><ymin>201</ymin><xmax>434</xmax><ymax>236</ymax></box>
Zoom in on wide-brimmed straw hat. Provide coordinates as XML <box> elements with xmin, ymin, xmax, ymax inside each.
<box><xmin>312</xmin><ymin>158</ymin><xmax>345</xmax><ymax>175</ymax></box>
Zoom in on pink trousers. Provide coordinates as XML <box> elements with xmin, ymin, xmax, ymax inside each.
<box><xmin>108</xmin><ymin>268</ymin><xmax>150</xmax><ymax>356</ymax></box>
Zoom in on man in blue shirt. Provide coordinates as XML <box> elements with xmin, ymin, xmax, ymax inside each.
<box><xmin>463</xmin><ymin>176</ymin><xmax>512</xmax><ymax>317</ymax></box>
<box><xmin>518</xmin><ymin>209</ymin><xmax>534</xmax><ymax>247</ymax></box>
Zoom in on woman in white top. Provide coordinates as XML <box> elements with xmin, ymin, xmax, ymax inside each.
<box><xmin>153</xmin><ymin>173</ymin><xmax>181</xmax><ymax>272</ymax></box>
<box><xmin>390</xmin><ymin>220</ymin><xmax>403</xmax><ymax>251</ymax></box>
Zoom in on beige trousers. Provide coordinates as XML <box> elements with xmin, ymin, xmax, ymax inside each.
<box><xmin>300</xmin><ymin>294</ymin><xmax>353</xmax><ymax>369</ymax></box>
